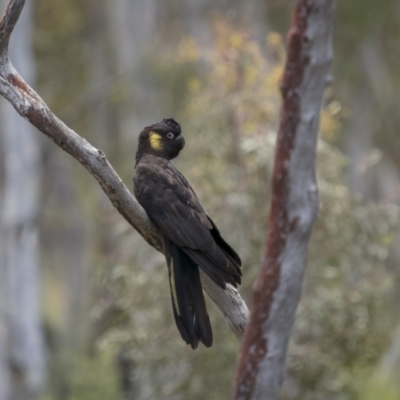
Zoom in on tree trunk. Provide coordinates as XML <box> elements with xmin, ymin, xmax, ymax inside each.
<box><xmin>233</xmin><ymin>1</ymin><xmax>336</xmax><ymax>399</ymax></box>
<box><xmin>0</xmin><ymin>1</ymin><xmax>45</xmax><ymax>398</ymax></box>
<box><xmin>106</xmin><ymin>0</ymin><xmax>158</xmax><ymax>139</ymax></box>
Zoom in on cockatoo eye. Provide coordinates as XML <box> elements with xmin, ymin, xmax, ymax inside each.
<box><xmin>166</xmin><ymin>132</ymin><xmax>174</xmax><ymax>139</ymax></box>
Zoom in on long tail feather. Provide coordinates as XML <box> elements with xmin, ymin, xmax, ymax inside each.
<box><xmin>187</xmin><ymin>262</ymin><xmax>213</xmax><ymax>347</ymax></box>
<box><xmin>165</xmin><ymin>238</ymin><xmax>213</xmax><ymax>349</ymax></box>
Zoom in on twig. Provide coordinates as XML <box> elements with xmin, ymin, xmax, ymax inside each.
<box><xmin>0</xmin><ymin>0</ymin><xmax>24</xmax><ymax>52</ymax></box>
<box><xmin>0</xmin><ymin>0</ymin><xmax>249</xmax><ymax>341</ymax></box>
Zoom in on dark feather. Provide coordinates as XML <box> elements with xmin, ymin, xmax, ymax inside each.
<box><xmin>208</xmin><ymin>217</ymin><xmax>242</xmax><ymax>269</ymax></box>
<box><xmin>165</xmin><ymin>238</ymin><xmax>212</xmax><ymax>349</ymax></box>
<box><xmin>183</xmin><ymin>246</ymin><xmax>241</xmax><ymax>288</ymax></box>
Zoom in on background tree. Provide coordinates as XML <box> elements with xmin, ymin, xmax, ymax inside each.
<box><xmin>0</xmin><ymin>1</ymin><xmax>45</xmax><ymax>398</ymax></box>
<box><xmin>234</xmin><ymin>1</ymin><xmax>336</xmax><ymax>399</ymax></box>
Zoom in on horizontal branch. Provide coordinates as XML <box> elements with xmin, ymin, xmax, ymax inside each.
<box><xmin>0</xmin><ymin>0</ymin><xmax>249</xmax><ymax>341</ymax></box>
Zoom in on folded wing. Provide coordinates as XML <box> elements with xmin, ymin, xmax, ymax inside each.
<box><xmin>134</xmin><ymin>160</ymin><xmax>242</xmax><ymax>288</ymax></box>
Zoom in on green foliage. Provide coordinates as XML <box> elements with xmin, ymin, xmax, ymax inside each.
<box><xmin>43</xmin><ymin>351</ymin><xmax>118</xmax><ymax>400</ymax></box>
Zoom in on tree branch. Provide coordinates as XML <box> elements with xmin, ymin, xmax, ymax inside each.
<box><xmin>0</xmin><ymin>0</ymin><xmax>249</xmax><ymax>341</ymax></box>
<box><xmin>233</xmin><ymin>0</ymin><xmax>336</xmax><ymax>398</ymax></box>
<box><xmin>0</xmin><ymin>0</ymin><xmax>23</xmax><ymax>52</ymax></box>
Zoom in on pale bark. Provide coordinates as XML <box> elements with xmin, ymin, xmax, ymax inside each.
<box><xmin>0</xmin><ymin>0</ymin><xmax>45</xmax><ymax>398</ymax></box>
<box><xmin>355</xmin><ymin>44</ymin><xmax>400</xmax><ymax>203</ymax></box>
<box><xmin>0</xmin><ymin>231</ymin><xmax>11</xmax><ymax>400</ymax></box>
<box><xmin>106</xmin><ymin>0</ymin><xmax>156</xmax><ymax>73</ymax></box>
<box><xmin>0</xmin><ymin>0</ymin><xmax>249</xmax><ymax>342</ymax></box>
<box><xmin>233</xmin><ymin>1</ymin><xmax>336</xmax><ymax>399</ymax></box>
<box><xmin>87</xmin><ymin>0</ymin><xmax>113</xmax><ymax>148</ymax></box>
<box><xmin>105</xmin><ymin>0</ymin><xmax>157</xmax><ymax>136</ymax></box>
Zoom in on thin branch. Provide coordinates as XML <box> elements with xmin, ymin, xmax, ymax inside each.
<box><xmin>0</xmin><ymin>0</ymin><xmax>249</xmax><ymax>341</ymax></box>
<box><xmin>0</xmin><ymin>0</ymin><xmax>24</xmax><ymax>52</ymax></box>
<box><xmin>233</xmin><ymin>0</ymin><xmax>336</xmax><ymax>399</ymax></box>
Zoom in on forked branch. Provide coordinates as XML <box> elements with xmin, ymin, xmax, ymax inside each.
<box><xmin>0</xmin><ymin>0</ymin><xmax>249</xmax><ymax>340</ymax></box>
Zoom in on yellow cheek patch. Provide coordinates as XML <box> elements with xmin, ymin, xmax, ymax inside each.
<box><xmin>149</xmin><ymin>131</ymin><xmax>163</xmax><ymax>151</ymax></box>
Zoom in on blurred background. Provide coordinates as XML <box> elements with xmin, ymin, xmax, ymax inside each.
<box><xmin>0</xmin><ymin>0</ymin><xmax>399</xmax><ymax>399</ymax></box>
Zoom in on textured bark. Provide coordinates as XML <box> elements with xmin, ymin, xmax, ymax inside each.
<box><xmin>0</xmin><ymin>0</ymin><xmax>45</xmax><ymax>398</ymax></box>
<box><xmin>233</xmin><ymin>1</ymin><xmax>336</xmax><ymax>399</ymax></box>
<box><xmin>0</xmin><ymin>0</ymin><xmax>249</xmax><ymax>342</ymax></box>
